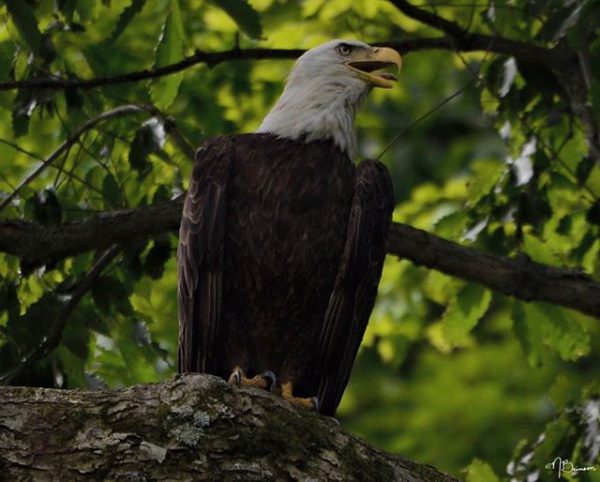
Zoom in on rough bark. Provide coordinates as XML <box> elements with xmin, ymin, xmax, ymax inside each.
<box><xmin>388</xmin><ymin>224</ymin><xmax>600</xmax><ymax>319</ymax></box>
<box><xmin>0</xmin><ymin>374</ymin><xmax>457</xmax><ymax>482</ymax></box>
<box><xmin>1</xmin><ymin>197</ymin><xmax>599</xmax><ymax>319</ymax></box>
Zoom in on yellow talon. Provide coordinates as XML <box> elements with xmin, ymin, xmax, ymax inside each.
<box><xmin>281</xmin><ymin>382</ymin><xmax>319</xmax><ymax>411</ymax></box>
<box><xmin>228</xmin><ymin>367</ymin><xmax>275</xmax><ymax>390</ymax></box>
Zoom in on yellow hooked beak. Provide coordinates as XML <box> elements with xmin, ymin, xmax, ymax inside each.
<box><xmin>345</xmin><ymin>46</ymin><xmax>402</xmax><ymax>89</ymax></box>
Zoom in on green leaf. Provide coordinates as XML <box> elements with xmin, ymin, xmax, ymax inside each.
<box><xmin>92</xmin><ymin>276</ymin><xmax>133</xmax><ymax>317</ymax></box>
<box><xmin>144</xmin><ymin>237</ymin><xmax>172</xmax><ymax>279</ymax></box>
<box><xmin>512</xmin><ymin>302</ymin><xmax>590</xmax><ymax>366</ymax></box>
<box><xmin>12</xmin><ymin>87</ymin><xmax>35</xmax><ymax>137</ymax></box>
<box><xmin>208</xmin><ymin>0</ymin><xmax>262</xmax><ymax>39</ymax></box>
<box><xmin>441</xmin><ymin>283</ymin><xmax>492</xmax><ymax>347</ymax></box>
<box><xmin>465</xmin><ymin>459</ymin><xmax>500</xmax><ymax>482</ymax></box>
<box><xmin>538</xmin><ymin>3</ymin><xmax>583</xmax><ymax>42</ymax></box>
<box><xmin>75</xmin><ymin>0</ymin><xmax>98</xmax><ymax>22</ymax></box>
<box><xmin>28</xmin><ymin>189</ymin><xmax>63</xmax><ymax>226</ymax></box>
<box><xmin>105</xmin><ymin>0</ymin><xmax>147</xmax><ymax>45</ymax></box>
<box><xmin>0</xmin><ymin>284</ymin><xmax>20</xmax><ymax>322</ymax></box>
<box><xmin>129</xmin><ymin>119</ymin><xmax>165</xmax><ymax>176</ymax></box>
<box><xmin>64</xmin><ymin>86</ymin><xmax>84</xmax><ymax>113</ymax></box>
<box><xmin>12</xmin><ymin>72</ymin><xmax>58</xmax><ymax>138</ymax></box>
<box><xmin>467</xmin><ymin>160</ymin><xmax>504</xmax><ymax>205</ymax></box>
<box><xmin>590</xmin><ymin>79</ymin><xmax>600</xmax><ymax>127</ymax></box>
<box><xmin>58</xmin><ymin>0</ymin><xmax>77</xmax><ymax>23</ymax></box>
<box><xmin>576</xmin><ymin>156</ymin><xmax>595</xmax><ymax>186</ymax></box>
<box><xmin>150</xmin><ymin>0</ymin><xmax>184</xmax><ymax>110</ymax></box>
<box><xmin>587</xmin><ymin>200</ymin><xmax>600</xmax><ymax>226</ymax></box>
<box><xmin>0</xmin><ymin>42</ymin><xmax>16</xmax><ymax>82</ymax></box>
<box><xmin>62</xmin><ymin>315</ymin><xmax>91</xmax><ymax>360</ymax></box>
<box><xmin>5</xmin><ymin>0</ymin><xmax>43</xmax><ymax>56</ymax></box>
<box><xmin>102</xmin><ymin>173</ymin><xmax>123</xmax><ymax>209</ymax></box>
<box><xmin>433</xmin><ymin>210</ymin><xmax>468</xmax><ymax>240</ymax></box>
<box><xmin>56</xmin><ymin>345</ymin><xmax>87</xmax><ymax>387</ymax></box>
<box><xmin>516</xmin><ymin>191</ymin><xmax>552</xmax><ymax>232</ymax></box>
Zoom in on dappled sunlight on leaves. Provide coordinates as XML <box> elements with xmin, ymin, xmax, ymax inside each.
<box><xmin>1</xmin><ymin>0</ymin><xmax>600</xmax><ymax>478</ymax></box>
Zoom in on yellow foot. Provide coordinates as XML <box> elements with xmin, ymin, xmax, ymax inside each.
<box><xmin>281</xmin><ymin>381</ymin><xmax>320</xmax><ymax>411</ymax></box>
<box><xmin>228</xmin><ymin>367</ymin><xmax>276</xmax><ymax>391</ymax></box>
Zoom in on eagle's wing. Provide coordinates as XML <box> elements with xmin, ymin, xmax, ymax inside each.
<box><xmin>177</xmin><ymin>136</ymin><xmax>233</xmax><ymax>374</ymax></box>
<box><xmin>315</xmin><ymin>159</ymin><xmax>394</xmax><ymax>416</ymax></box>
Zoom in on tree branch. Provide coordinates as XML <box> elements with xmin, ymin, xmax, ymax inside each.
<box><xmin>389</xmin><ymin>1</ymin><xmax>599</xmax><ymax>162</ymax></box>
<box><xmin>0</xmin><ymin>198</ymin><xmax>183</xmax><ymax>271</ymax></box>
<box><xmin>0</xmin><ymin>104</ymin><xmax>196</xmax><ymax>213</ymax></box>
<box><xmin>1</xmin><ymin>199</ymin><xmax>599</xmax><ymax>319</ymax></box>
<box><xmin>0</xmin><ymin>374</ymin><xmax>458</xmax><ymax>481</ymax></box>
<box><xmin>0</xmin><ymin>105</ymin><xmax>147</xmax><ymax>213</ymax></box>
<box><xmin>0</xmin><ymin>36</ymin><xmax>561</xmax><ymax>94</ymax></box>
<box><xmin>389</xmin><ymin>0</ymin><xmax>467</xmax><ymax>38</ymax></box>
<box><xmin>387</xmin><ymin>1</ymin><xmax>563</xmax><ymax>66</ymax></box>
<box><xmin>0</xmin><ymin>48</ymin><xmax>305</xmax><ymax>92</ymax></box>
<box><xmin>387</xmin><ymin>224</ymin><xmax>600</xmax><ymax>318</ymax></box>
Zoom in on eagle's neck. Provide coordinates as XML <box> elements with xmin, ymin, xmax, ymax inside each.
<box><xmin>256</xmin><ymin>79</ymin><xmax>367</xmax><ymax>159</ymax></box>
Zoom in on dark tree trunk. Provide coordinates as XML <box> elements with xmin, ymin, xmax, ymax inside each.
<box><xmin>0</xmin><ymin>374</ymin><xmax>457</xmax><ymax>481</ymax></box>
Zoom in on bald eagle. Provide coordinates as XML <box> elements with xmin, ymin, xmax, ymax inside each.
<box><xmin>178</xmin><ymin>40</ymin><xmax>400</xmax><ymax>416</ymax></box>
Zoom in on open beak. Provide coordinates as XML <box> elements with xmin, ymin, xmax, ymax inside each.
<box><xmin>345</xmin><ymin>47</ymin><xmax>402</xmax><ymax>89</ymax></box>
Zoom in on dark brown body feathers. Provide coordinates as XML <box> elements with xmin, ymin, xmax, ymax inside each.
<box><xmin>178</xmin><ymin>133</ymin><xmax>393</xmax><ymax>415</ymax></box>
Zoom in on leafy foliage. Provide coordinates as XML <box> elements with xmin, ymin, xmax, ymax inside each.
<box><xmin>0</xmin><ymin>0</ymin><xmax>599</xmax><ymax>479</ymax></box>
<box><xmin>150</xmin><ymin>0</ymin><xmax>185</xmax><ymax>110</ymax></box>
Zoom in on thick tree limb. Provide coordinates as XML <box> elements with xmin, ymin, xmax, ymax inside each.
<box><xmin>1</xmin><ymin>198</ymin><xmax>599</xmax><ymax>319</ymax></box>
<box><xmin>0</xmin><ymin>198</ymin><xmax>183</xmax><ymax>271</ymax></box>
<box><xmin>0</xmin><ymin>373</ymin><xmax>457</xmax><ymax>481</ymax></box>
<box><xmin>388</xmin><ymin>224</ymin><xmax>600</xmax><ymax>318</ymax></box>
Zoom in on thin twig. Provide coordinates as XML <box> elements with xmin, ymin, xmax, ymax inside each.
<box><xmin>389</xmin><ymin>0</ymin><xmax>468</xmax><ymax>38</ymax></box>
<box><xmin>0</xmin><ymin>105</ymin><xmax>146</xmax><ymax>213</ymax></box>
<box><xmin>0</xmin><ymin>137</ymin><xmax>44</xmax><ymax>161</ymax></box>
<box><xmin>377</xmin><ymin>80</ymin><xmax>474</xmax><ymax>159</ymax></box>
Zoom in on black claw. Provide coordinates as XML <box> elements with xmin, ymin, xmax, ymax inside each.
<box><xmin>261</xmin><ymin>370</ymin><xmax>277</xmax><ymax>392</ymax></box>
<box><xmin>325</xmin><ymin>415</ymin><xmax>340</xmax><ymax>426</ymax></box>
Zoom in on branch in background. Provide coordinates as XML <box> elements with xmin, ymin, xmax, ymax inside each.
<box><xmin>389</xmin><ymin>0</ymin><xmax>599</xmax><ymax>164</ymax></box>
<box><xmin>389</xmin><ymin>0</ymin><xmax>467</xmax><ymax>38</ymax></box>
<box><xmin>0</xmin><ymin>105</ymin><xmax>146</xmax><ymax>212</ymax></box>
<box><xmin>0</xmin><ymin>48</ymin><xmax>304</xmax><ymax>92</ymax></box>
<box><xmin>0</xmin><ymin>36</ymin><xmax>561</xmax><ymax>95</ymax></box>
<box><xmin>387</xmin><ymin>1</ymin><xmax>564</xmax><ymax>66</ymax></box>
<box><xmin>387</xmin><ymin>224</ymin><xmax>600</xmax><ymax>319</ymax></box>
<box><xmin>556</xmin><ymin>53</ymin><xmax>600</xmax><ymax>166</ymax></box>
<box><xmin>0</xmin><ymin>245</ymin><xmax>120</xmax><ymax>385</ymax></box>
<box><xmin>1</xmin><ymin>199</ymin><xmax>599</xmax><ymax>319</ymax></box>
<box><xmin>0</xmin><ymin>103</ymin><xmax>195</xmax><ymax>213</ymax></box>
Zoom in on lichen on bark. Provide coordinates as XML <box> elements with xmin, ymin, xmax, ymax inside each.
<box><xmin>0</xmin><ymin>374</ymin><xmax>458</xmax><ymax>481</ymax></box>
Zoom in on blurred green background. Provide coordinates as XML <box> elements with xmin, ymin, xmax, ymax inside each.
<box><xmin>1</xmin><ymin>1</ymin><xmax>600</xmax><ymax>480</ymax></box>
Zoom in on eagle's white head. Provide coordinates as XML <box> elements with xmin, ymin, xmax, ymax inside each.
<box><xmin>256</xmin><ymin>39</ymin><xmax>402</xmax><ymax>159</ymax></box>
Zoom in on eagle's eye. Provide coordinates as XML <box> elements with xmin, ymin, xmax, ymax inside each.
<box><xmin>336</xmin><ymin>43</ymin><xmax>353</xmax><ymax>56</ymax></box>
